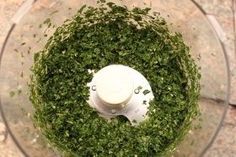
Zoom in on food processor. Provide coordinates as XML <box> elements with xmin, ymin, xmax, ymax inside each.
<box><xmin>0</xmin><ymin>0</ymin><xmax>231</xmax><ymax>156</ymax></box>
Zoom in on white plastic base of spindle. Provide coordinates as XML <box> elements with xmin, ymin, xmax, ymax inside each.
<box><xmin>87</xmin><ymin>64</ymin><xmax>154</xmax><ymax>125</ymax></box>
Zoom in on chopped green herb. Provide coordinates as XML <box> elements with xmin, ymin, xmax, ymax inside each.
<box><xmin>30</xmin><ymin>1</ymin><xmax>200</xmax><ymax>156</ymax></box>
<box><xmin>28</xmin><ymin>47</ymin><xmax>32</xmax><ymax>54</ymax></box>
<box><xmin>143</xmin><ymin>100</ymin><xmax>147</xmax><ymax>105</ymax></box>
<box><xmin>50</xmin><ymin>10</ymin><xmax>59</xmax><ymax>16</ymax></box>
<box><xmin>20</xmin><ymin>71</ymin><xmax>24</xmax><ymax>78</ymax></box>
<box><xmin>132</xmin><ymin>120</ymin><xmax>137</xmax><ymax>123</ymax></box>
<box><xmin>20</xmin><ymin>52</ymin><xmax>24</xmax><ymax>58</ymax></box>
<box><xmin>43</xmin><ymin>18</ymin><xmax>51</xmax><ymax>25</ymax></box>
<box><xmin>9</xmin><ymin>91</ymin><xmax>15</xmax><ymax>97</ymax></box>
<box><xmin>17</xmin><ymin>89</ymin><xmax>22</xmax><ymax>95</ymax></box>
<box><xmin>137</xmin><ymin>86</ymin><xmax>143</xmax><ymax>90</ymax></box>
<box><xmin>143</xmin><ymin>89</ymin><xmax>150</xmax><ymax>95</ymax></box>
<box><xmin>190</xmin><ymin>140</ymin><xmax>195</xmax><ymax>146</ymax></box>
<box><xmin>21</xmin><ymin>42</ymin><xmax>26</xmax><ymax>46</ymax></box>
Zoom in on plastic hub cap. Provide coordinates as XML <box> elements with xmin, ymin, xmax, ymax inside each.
<box><xmin>95</xmin><ymin>65</ymin><xmax>134</xmax><ymax>107</ymax></box>
<box><xmin>88</xmin><ymin>64</ymin><xmax>154</xmax><ymax>125</ymax></box>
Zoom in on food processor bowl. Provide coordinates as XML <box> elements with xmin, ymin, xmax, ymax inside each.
<box><xmin>0</xmin><ymin>0</ymin><xmax>230</xmax><ymax>157</ymax></box>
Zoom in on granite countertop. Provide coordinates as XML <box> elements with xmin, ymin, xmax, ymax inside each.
<box><xmin>0</xmin><ymin>0</ymin><xmax>236</xmax><ymax>157</ymax></box>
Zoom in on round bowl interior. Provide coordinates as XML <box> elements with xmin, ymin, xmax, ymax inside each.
<box><xmin>0</xmin><ymin>0</ymin><xmax>229</xmax><ymax>156</ymax></box>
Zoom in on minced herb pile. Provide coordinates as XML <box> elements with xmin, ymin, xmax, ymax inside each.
<box><xmin>30</xmin><ymin>1</ymin><xmax>200</xmax><ymax>156</ymax></box>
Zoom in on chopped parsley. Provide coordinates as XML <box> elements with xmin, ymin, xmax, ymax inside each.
<box><xmin>30</xmin><ymin>1</ymin><xmax>200</xmax><ymax>156</ymax></box>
